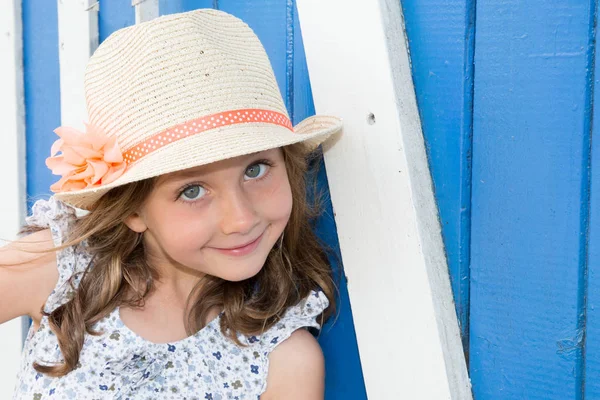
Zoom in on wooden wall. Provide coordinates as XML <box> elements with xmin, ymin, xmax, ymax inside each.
<box><xmin>403</xmin><ymin>0</ymin><xmax>599</xmax><ymax>398</ymax></box>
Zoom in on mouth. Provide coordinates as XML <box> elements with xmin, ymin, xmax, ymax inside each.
<box><xmin>211</xmin><ymin>231</ymin><xmax>265</xmax><ymax>256</ymax></box>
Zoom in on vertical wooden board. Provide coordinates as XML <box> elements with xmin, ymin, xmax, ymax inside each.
<box><xmin>159</xmin><ymin>0</ymin><xmax>213</xmax><ymax>15</ymax></box>
<box><xmin>0</xmin><ymin>0</ymin><xmax>27</xmax><ymax>239</ymax></box>
<box><xmin>297</xmin><ymin>0</ymin><xmax>470</xmax><ymax>397</ymax></box>
<box><xmin>401</xmin><ymin>0</ymin><xmax>474</xmax><ymax>347</ymax></box>
<box><xmin>57</xmin><ymin>0</ymin><xmax>99</xmax><ymax>130</ymax></box>
<box><xmin>218</xmin><ymin>0</ymin><xmax>288</xmax><ymax>112</ymax></box>
<box><xmin>0</xmin><ymin>0</ymin><xmax>27</xmax><ymax>394</ymax></box>
<box><xmin>583</xmin><ymin>1</ymin><xmax>600</xmax><ymax>397</ymax></box>
<box><xmin>134</xmin><ymin>0</ymin><xmax>159</xmax><ymax>23</ymax></box>
<box><xmin>292</xmin><ymin>4</ymin><xmax>367</xmax><ymax>399</ymax></box>
<box><xmin>23</xmin><ymin>0</ymin><xmax>61</xmax><ymax>202</ymax></box>
<box><xmin>98</xmin><ymin>0</ymin><xmax>134</xmax><ymax>41</ymax></box>
<box><xmin>470</xmin><ymin>0</ymin><xmax>593</xmax><ymax>398</ymax></box>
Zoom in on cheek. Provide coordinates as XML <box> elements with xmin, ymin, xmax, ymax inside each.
<box><xmin>257</xmin><ymin>174</ymin><xmax>293</xmax><ymax>225</ymax></box>
<box><xmin>147</xmin><ymin>205</ymin><xmax>215</xmax><ymax>252</ymax></box>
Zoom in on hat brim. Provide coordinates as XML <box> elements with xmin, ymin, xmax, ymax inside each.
<box><xmin>54</xmin><ymin>115</ymin><xmax>342</xmax><ymax>210</ymax></box>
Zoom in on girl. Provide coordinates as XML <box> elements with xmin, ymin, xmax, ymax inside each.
<box><xmin>1</xmin><ymin>8</ymin><xmax>342</xmax><ymax>400</ymax></box>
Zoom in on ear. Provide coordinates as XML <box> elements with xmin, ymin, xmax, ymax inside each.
<box><xmin>124</xmin><ymin>212</ymin><xmax>147</xmax><ymax>233</ymax></box>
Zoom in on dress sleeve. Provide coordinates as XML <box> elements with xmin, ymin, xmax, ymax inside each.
<box><xmin>25</xmin><ymin>196</ymin><xmax>93</xmax><ymax>313</ymax></box>
<box><xmin>259</xmin><ymin>289</ymin><xmax>330</xmax><ymax>353</ymax></box>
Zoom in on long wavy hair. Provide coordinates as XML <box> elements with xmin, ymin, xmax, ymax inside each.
<box><xmin>29</xmin><ymin>143</ymin><xmax>336</xmax><ymax>377</ymax></box>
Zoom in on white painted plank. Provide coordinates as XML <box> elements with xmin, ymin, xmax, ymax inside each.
<box><xmin>0</xmin><ymin>0</ymin><xmax>28</xmax><ymax>396</ymax></box>
<box><xmin>133</xmin><ymin>0</ymin><xmax>159</xmax><ymax>24</ymax></box>
<box><xmin>296</xmin><ymin>0</ymin><xmax>472</xmax><ymax>398</ymax></box>
<box><xmin>57</xmin><ymin>0</ymin><xmax>99</xmax><ymax>130</ymax></box>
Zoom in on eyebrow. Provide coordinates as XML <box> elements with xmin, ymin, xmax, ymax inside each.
<box><xmin>157</xmin><ymin>168</ymin><xmax>207</xmax><ymax>187</ymax></box>
<box><xmin>157</xmin><ymin>151</ymin><xmax>275</xmax><ymax>186</ymax></box>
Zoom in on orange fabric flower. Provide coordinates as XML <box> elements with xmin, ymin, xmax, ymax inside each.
<box><xmin>46</xmin><ymin>123</ymin><xmax>127</xmax><ymax>193</ymax></box>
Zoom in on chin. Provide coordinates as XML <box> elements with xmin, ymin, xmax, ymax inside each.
<box><xmin>203</xmin><ymin>251</ymin><xmax>269</xmax><ymax>282</ymax></box>
<box><xmin>217</xmin><ymin>262</ymin><xmax>265</xmax><ymax>282</ymax></box>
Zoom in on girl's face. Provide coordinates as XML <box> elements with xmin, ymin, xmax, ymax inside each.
<box><xmin>125</xmin><ymin>148</ymin><xmax>292</xmax><ymax>282</ymax></box>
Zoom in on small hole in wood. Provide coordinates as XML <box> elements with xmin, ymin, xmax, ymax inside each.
<box><xmin>367</xmin><ymin>113</ymin><xmax>376</xmax><ymax>125</ymax></box>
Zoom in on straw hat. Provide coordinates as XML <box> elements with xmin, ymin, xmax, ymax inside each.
<box><xmin>47</xmin><ymin>8</ymin><xmax>342</xmax><ymax>210</ymax></box>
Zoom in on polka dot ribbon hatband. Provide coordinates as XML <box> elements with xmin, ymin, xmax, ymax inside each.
<box><xmin>123</xmin><ymin>109</ymin><xmax>292</xmax><ymax>164</ymax></box>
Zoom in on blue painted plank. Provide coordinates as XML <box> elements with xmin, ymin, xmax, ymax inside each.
<box><xmin>23</xmin><ymin>0</ymin><xmax>61</xmax><ymax>203</ymax></box>
<box><xmin>99</xmin><ymin>0</ymin><xmax>134</xmax><ymax>42</ymax></box>
<box><xmin>469</xmin><ymin>1</ymin><xmax>594</xmax><ymax>398</ymax></box>
<box><xmin>584</xmin><ymin>1</ymin><xmax>600</xmax><ymax>398</ymax></box>
<box><xmin>159</xmin><ymin>0</ymin><xmax>213</xmax><ymax>16</ymax></box>
<box><xmin>218</xmin><ymin>0</ymin><xmax>289</xmax><ymax>113</ymax></box>
<box><xmin>401</xmin><ymin>0</ymin><xmax>475</xmax><ymax>350</ymax></box>
<box><xmin>292</xmin><ymin>3</ymin><xmax>367</xmax><ymax>399</ymax></box>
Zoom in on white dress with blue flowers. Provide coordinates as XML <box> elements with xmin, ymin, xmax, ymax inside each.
<box><xmin>13</xmin><ymin>197</ymin><xmax>329</xmax><ymax>400</ymax></box>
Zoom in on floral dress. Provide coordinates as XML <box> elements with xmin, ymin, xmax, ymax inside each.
<box><xmin>13</xmin><ymin>197</ymin><xmax>329</xmax><ymax>400</ymax></box>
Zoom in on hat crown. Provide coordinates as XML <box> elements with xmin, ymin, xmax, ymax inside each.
<box><xmin>83</xmin><ymin>9</ymin><xmax>287</xmax><ymax>150</ymax></box>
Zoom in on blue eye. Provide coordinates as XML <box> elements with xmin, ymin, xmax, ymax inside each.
<box><xmin>244</xmin><ymin>163</ymin><xmax>269</xmax><ymax>181</ymax></box>
<box><xmin>180</xmin><ymin>185</ymin><xmax>206</xmax><ymax>201</ymax></box>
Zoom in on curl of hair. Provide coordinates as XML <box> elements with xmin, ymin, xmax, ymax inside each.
<box><xmin>31</xmin><ymin>143</ymin><xmax>336</xmax><ymax>377</ymax></box>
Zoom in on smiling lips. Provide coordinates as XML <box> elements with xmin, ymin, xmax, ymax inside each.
<box><xmin>212</xmin><ymin>232</ymin><xmax>265</xmax><ymax>256</ymax></box>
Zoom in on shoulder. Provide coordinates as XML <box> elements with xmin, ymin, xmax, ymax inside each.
<box><xmin>25</xmin><ymin>197</ymin><xmax>93</xmax><ymax>314</ymax></box>
<box><xmin>248</xmin><ymin>289</ymin><xmax>329</xmax><ymax>398</ymax></box>
<box><xmin>0</xmin><ymin>229</ymin><xmax>58</xmax><ymax>324</ymax></box>
<box><xmin>260</xmin><ymin>328</ymin><xmax>325</xmax><ymax>400</ymax></box>
<box><xmin>0</xmin><ymin>197</ymin><xmax>88</xmax><ymax>325</ymax></box>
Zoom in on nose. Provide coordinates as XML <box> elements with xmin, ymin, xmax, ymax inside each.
<box><xmin>219</xmin><ymin>187</ymin><xmax>259</xmax><ymax>236</ymax></box>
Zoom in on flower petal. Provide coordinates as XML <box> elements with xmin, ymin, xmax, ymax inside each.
<box><xmin>50</xmin><ymin>139</ymin><xmax>64</xmax><ymax>157</ymax></box>
<box><xmin>60</xmin><ymin>179</ymin><xmax>88</xmax><ymax>192</ymax></box>
<box><xmin>87</xmin><ymin>160</ymin><xmax>109</xmax><ymax>185</ymax></box>
<box><xmin>50</xmin><ymin>172</ymin><xmax>87</xmax><ymax>193</ymax></box>
<box><xmin>103</xmin><ymin>136</ymin><xmax>124</xmax><ymax>163</ymax></box>
<box><xmin>54</xmin><ymin>126</ymin><xmax>85</xmax><ymax>145</ymax></box>
<box><xmin>84</xmin><ymin>123</ymin><xmax>109</xmax><ymax>151</ymax></box>
<box><xmin>49</xmin><ymin>175</ymin><xmax>71</xmax><ymax>193</ymax></box>
<box><xmin>102</xmin><ymin>162</ymin><xmax>127</xmax><ymax>185</ymax></box>
<box><xmin>46</xmin><ymin>156</ymin><xmax>80</xmax><ymax>176</ymax></box>
<box><xmin>69</xmin><ymin>164</ymin><xmax>95</xmax><ymax>182</ymax></box>
<box><xmin>60</xmin><ymin>147</ymin><xmax>88</xmax><ymax>166</ymax></box>
<box><xmin>69</xmin><ymin>145</ymin><xmax>103</xmax><ymax>160</ymax></box>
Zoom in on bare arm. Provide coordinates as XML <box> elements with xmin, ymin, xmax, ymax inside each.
<box><xmin>0</xmin><ymin>229</ymin><xmax>58</xmax><ymax>327</ymax></box>
<box><xmin>260</xmin><ymin>329</ymin><xmax>325</xmax><ymax>400</ymax></box>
